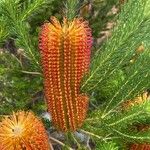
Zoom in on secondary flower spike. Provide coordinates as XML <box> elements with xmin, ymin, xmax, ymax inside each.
<box><xmin>39</xmin><ymin>17</ymin><xmax>92</xmax><ymax>131</ymax></box>
<box><xmin>130</xmin><ymin>143</ymin><xmax>150</xmax><ymax>150</ymax></box>
<box><xmin>0</xmin><ymin>111</ymin><xmax>50</xmax><ymax>150</ymax></box>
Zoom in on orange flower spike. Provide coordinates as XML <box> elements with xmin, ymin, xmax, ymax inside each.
<box><xmin>130</xmin><ymin>143</ymin><xmax>150</xmax><ymax>150</ymax></box>
<box><xmin>39</xmin><ymin>17</ymin><xmax>92</xmax><ymax>131</ymax></box>
<box><xmin>0</xmin><ymin>111</ymin><xmax>50</xmax><ymax>150</ymax></box>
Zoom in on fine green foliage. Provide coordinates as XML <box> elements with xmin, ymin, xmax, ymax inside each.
<box><xmin>0</xmin><ymin>17</ymin><xmax>9</xmax><ymax>44</ymax></box>
<box><xmin>82</xmin><ymin>0</ymin><xmax>149</xmax><ymax>92</ymax></box>
<box><xmin>20</xmin><ymin>0</ymin><xmax>53</xmax><ymax>22</ymax></box>
<box><xmin>0</xmin><ymin>51</ymin><xmax>44</xmax><ymax>115</ymax></box>
<box><xmin>82</xmin><ymin>0</ymin><xmax>150</xmax><ymax>115</ymax></box>
<box><xmin>0</xmin><ymin>0</ymin><xmax>55</xmax><ymax>115</ymax></box>
<box><xmin>105</xmin><ymin>101</ymin><xmax>150</xmax><ymax>129</ymax></box>
<box><xmin>80</xmin><ymin>0</ymin><xmax>150</xmax><ymax>148</ymax></box>
<box><xmin>0</xmin><ymin>0</ymin><xmax>54</xmax><ymax>69</ymax></box>
<box><xmin>96</xmin><ymin>141</ymin><xmax>118</xmax><ymax>150</ymax></box>
<box><xmin>64</xmin><ymin>0</ymin><xmax>79</xmax><ymax>20</ymax></box>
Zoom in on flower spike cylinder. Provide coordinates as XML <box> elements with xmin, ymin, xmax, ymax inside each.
<box><xmin>0</xmin><ymin>111</ymin><xmax>50</xmax><ymax>150</ymax></box>
<box><xmin>130</xmin><ymin>143</ymin><xmax>150</xmax><ymax>150</ymax></box>
<box><xmin>39</xmin><ymin>17</ymin><xmax>92</xmax><ymax>131</ymax></box>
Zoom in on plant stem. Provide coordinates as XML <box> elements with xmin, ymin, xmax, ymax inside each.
<box><xmin>80</xmin><ymin>129</ymin><xmax>102</xmax><ymax>139</ymax></box>
<box><xmin>49</xmin><ymin>136</ymin><xmax>73</xmax><ymax>150</ymax></box>
<box><xmin>21</xmin><ymin>70</ymin><xmax>42</xmax><ymax>75</ymax></box>
<box><xmin>71</xmin><ymin>133</ymin><xmax>81</xmax><ymax>149</ymax></box>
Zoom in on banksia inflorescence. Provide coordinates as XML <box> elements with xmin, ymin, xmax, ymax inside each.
<box><xmin>124</xmin><ymin>92</ymin><xmax>150</xmax><ymax>150</ymax></box>
<box><xmin>0</xmin><ymin>111</ymin><xmax>50</xmax><ymax>150</ymax></box>
<box><xmin>39</xmin><ymin>17</ymin><xmax>92</xmax><ymax>131</ymax></box>
<box><xmin>122</xmin><ymin>92</ymin><xmax>149</xmax><ymax>109</ymax></box>
<box><xmin>129</xmin><ymin>125</ymin><xmax>150</xmax><ymax>150</ymax></box>
<box><xmin>130</xmin><ymin>144</ymin><xmax>150</xmax><ymax>150</ymax></box>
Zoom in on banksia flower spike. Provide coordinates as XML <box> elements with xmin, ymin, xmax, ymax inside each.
<box><xmin>39</xmin><ymin>17</ymin><xmax>92</xmax><ymax>132</ymax></box>
<box><xmin>129</xmin><ymin>125</ymin><xmax>150</xmax><ymax>150</ymax></box>
<box><xmin>0</xmin><ymin>111</ymin><xmax>50</xmax><ymax>150</ymax></box>
<box><xmin>130</xmin><ymin>143</ymin><xmax>150</xmax><ymax>150</ymax></box>
<box><xmin>124</xmin><ymin>92</ymin><xmax>150</xmax><ymax>150</ymax></box>
<box><xmin>122</xmin><ymin>92</ymin><xmax>149</xmax><ymax>109</ymax></box>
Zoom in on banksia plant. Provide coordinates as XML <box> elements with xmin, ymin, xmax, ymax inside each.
<box><xmin>39</xmin><ymin>17</ymin><xmax>92</xmax><ymax>132</ymax></box>
<box><xmin>0</xmin><ymin>111</ymin><xmax>50</xmax><ymax>150</ymax></box>
<box><xmin>1</xmin><ymin>0</ymin><xmax>150</xmax><ymax>149</ymax></box>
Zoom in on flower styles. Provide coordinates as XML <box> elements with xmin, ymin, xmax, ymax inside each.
<box><xmin>130</xmin><ymin>143</ymin><xmax>150</xmax><ymax>150</ymax></box>
<box><xmin>129</xmin><ymin>125</ymin><xmax>150</xmax><ymax>150</ymax></box>
<box><xmin>126</xmin><ymin>92</ymin><xmax>150</xmax><ymax>150</ymax></box>
<box><xmin>39</xmin><ymin>17</ymin><xmax>92</xmax><ymax>131</ymax></box>
<box><xmin>0</xmin><ymin>111</ymin><xmax>50</xmax><ymax>150</ymax></box>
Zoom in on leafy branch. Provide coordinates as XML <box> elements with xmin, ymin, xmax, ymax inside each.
<box><xmin>82</xmin><ymin>0</ymin><xmax>148</xmax><ymax>91</ymax></box>
<box><xmin>20</xmin><ymin>0</ymin><xmax>53</xmax><ymax>21</ymax></box>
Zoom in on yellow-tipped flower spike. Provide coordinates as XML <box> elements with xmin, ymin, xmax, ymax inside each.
<box><xmin>0</xmin><ymin>111</ymin><xmax>50</xmax><ymax>150</ymax></box>
<box><xmin>39</xmin><ymin>17</ymin><xmax>92</xmax><ymax>132</ymax></box>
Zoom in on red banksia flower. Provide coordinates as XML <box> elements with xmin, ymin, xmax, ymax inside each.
<box><xmin>129</xmin><ymin>124</ymin><xmax>150</xmax><ymax>150</ymax></box>
<box><xmin>130</xmin><ymin>143</ymin><xmax>150</xmax><ymax>150</ymax></box>
<box><xmin>39</xmin><ymin>17</ymin><xmax>92</xmax><ymax>131</ymax></box>
<box><xmin>0</xmin><ymin>111</ymin><xmax>50</xmax><ymax>150</ymax></box>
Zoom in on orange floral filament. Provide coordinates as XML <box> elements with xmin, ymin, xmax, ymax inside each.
<box><xmin>130</xmin><ymin>143</ymin><xmax>150</xmax><ymax>150</ymax></box>
<box><xmin>39</xmin><ymin>17</ymin><xmax>92</xmax><ymax>131</ymax></box>
<box><xmin>0</xmin><ymin>111</ymin><xmax>50</xmax><ymax>150</ymax></box>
